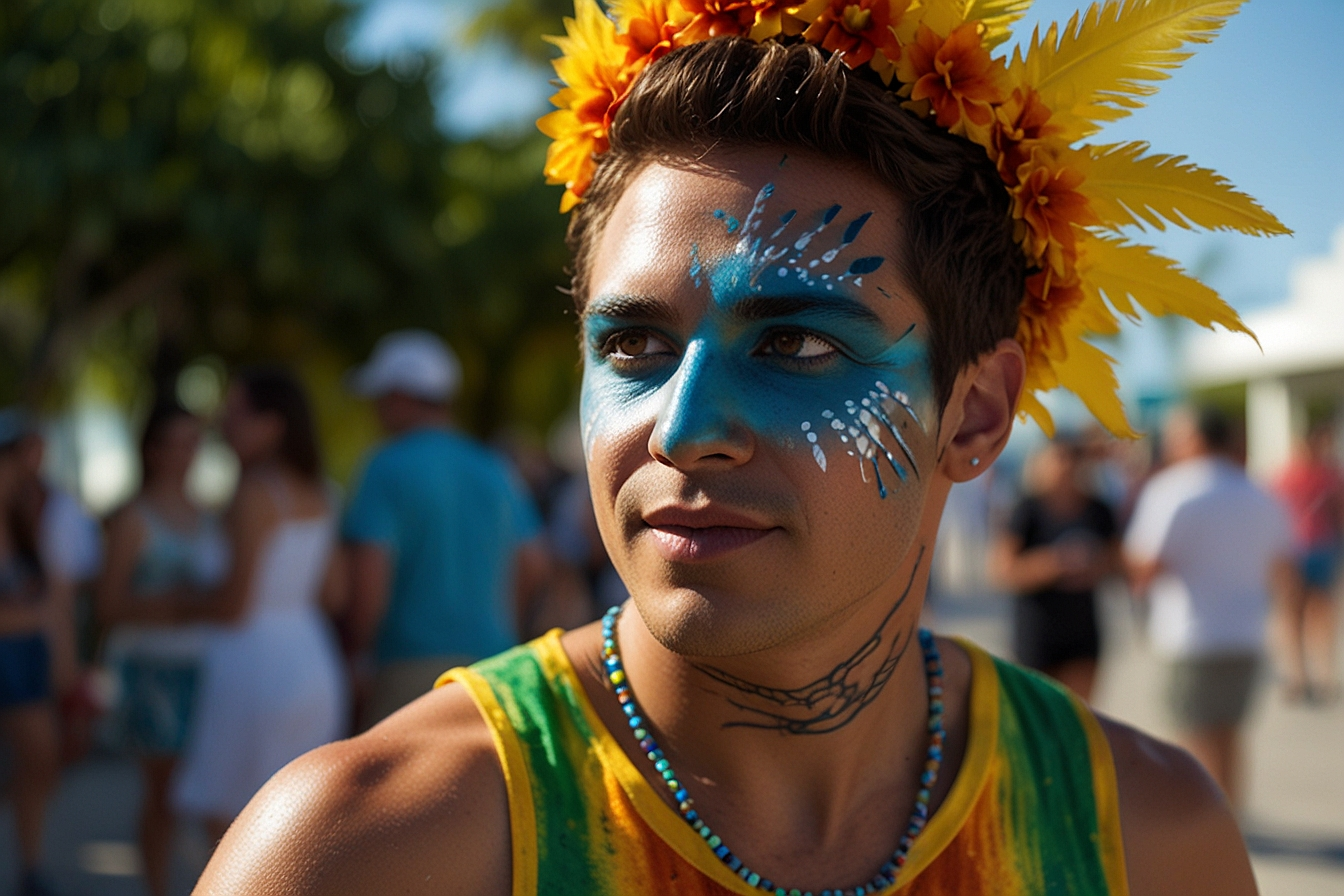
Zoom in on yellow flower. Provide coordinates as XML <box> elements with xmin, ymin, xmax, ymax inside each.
<box><xmin>538</xmin><ymin>0</ymin><xmax>642</xmax><ymax>212</ymax></box>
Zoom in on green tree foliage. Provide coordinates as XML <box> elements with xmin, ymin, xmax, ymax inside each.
<box><xmin>0</xmin><ymin>0</ymin><xmax>574</xmax><ymax>451</ymax></box>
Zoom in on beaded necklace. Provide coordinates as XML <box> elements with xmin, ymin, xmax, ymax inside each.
<box><xmin>600</xmin><ymin>605</ymin><xmax>946</xmax><ymax>896</ymax></box>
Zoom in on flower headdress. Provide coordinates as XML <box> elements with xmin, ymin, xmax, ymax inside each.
<box><xmin>538</xmin><ymin>0</ymin><xmax>1288</xmax><ymax>437</ymax></box>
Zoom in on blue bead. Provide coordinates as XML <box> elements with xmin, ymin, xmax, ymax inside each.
<box><xmin>714</xmin><ymin>844</ymin><xmax>730</xmax><ymax>859</ymax></box>
<box><xmin>675</xmin><ymin>788</ymin><xmax>688</xmax><ymax>802</ymax></box>
<box><xmin>685</xmin><ymin>810</ymin><xmax>698</xmax><ymax>823</ymax></box>
<box><xmin>759</xmin><ymin>879</ymin><xmax>773</xmax><ymax>891</ymax></box>
<box><xmin>727</xmin><ymin>856</ymin><xmax>742</xmax><ymax>872</ymax></box>
<box><xmin>622</xmin><ymin>702</ymin><xmax>636</xmax><ymax>716</ymax></box>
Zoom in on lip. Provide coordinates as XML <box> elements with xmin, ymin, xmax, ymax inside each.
<box><xmin>642</xmin><ymin>505</ymin><xmax>780</xmax><ymax>563</ymax></box>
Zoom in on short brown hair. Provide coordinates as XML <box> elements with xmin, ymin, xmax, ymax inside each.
<box><xmin>566</xmin><ymin>37</ymin><xmax>1024</xmax><ymax>408</ymax></box>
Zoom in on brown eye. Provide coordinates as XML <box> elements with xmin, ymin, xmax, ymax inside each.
<box><xmin>617</xmin><ymin>332</ymin><xmax>648</xmax><ymax>356</ymax></box>
<box><xmin>760</xmin><ymin>330</ymin><xmax>837</xmax><ymax>361</ymax></box>
<box><xmin>605</xmin><ymin>330</ymin><xmax>671</xmax><ymax>360</ymax></box>
<box><xmin>771</xmin><ymin>332</ymin><xmax>804</xmax><ymax>356</ymax></box>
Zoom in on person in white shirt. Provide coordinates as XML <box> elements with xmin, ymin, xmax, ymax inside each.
<box><xmin>1124</xmin><ymin>405</ymin><xmax>1295</xmax><ymax>807</ymax></box>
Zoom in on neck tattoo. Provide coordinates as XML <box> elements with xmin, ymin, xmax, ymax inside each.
<box><xmin>601</xmin><ymin>605</ymin><xmax>946</xmax><ymax>896</ymax></box>
<box><xmin>692</xmin><ymin>548</ymin><xmax>924</xmax><ymax>735</ymax></box>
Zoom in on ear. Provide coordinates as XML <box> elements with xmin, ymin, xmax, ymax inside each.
<box><xmin>938</xmin><ymin>338</ymin><xmax>1025</xmax><ymax>482</ymax></box>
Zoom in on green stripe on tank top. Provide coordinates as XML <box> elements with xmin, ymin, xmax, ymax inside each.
<box><xmin>471</xmin><ymin>643</ymin><xmax>608</xmax><ymax>895</ymax></box>
<box><xmin>991</xmin><ymin>656</ymin><xmax>1109</xmax><ymax>896</ymax></box>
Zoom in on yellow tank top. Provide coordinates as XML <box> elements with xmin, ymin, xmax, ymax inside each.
<box><xmin>439</xmin><ymin>631</ymin><xmax>1128</xmax><ymax>896</ymax></box>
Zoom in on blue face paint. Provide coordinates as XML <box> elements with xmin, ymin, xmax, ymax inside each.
<box><xmin>580</xmin><ymin>181</ymin><xmax>935</xmax><ymax>503</ymax></box>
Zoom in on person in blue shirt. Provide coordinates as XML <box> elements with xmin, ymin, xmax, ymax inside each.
<box><xmin>342</xmin><ymin>330</ymin><xmax>546</xmax><ymax>729</ymax></box>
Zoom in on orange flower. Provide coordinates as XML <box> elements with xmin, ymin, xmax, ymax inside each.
<box><xmin>538</xmin><ymin>0</ymin><xmax>641</xmax><ymax>212</ymax></box>
<box><xmin>1019</xmin><ymin>267</ymin><xmax>1086</xmax><ymax>366</ymax></box>
<box><xmin>898</xmin><ymin>22</ymin><xmax>1006</xmax><ymax>137</ymax></box>
<box><xmin>677</xmin><ymin>0</ymin><xmax>793</xmax><ymax>40</ymax></box>
<box><xmin>803</xmin><ymin>0</ymin><xmax>910</xmax><ymax>81</ymax></box>
<box><xmin>613</xmin><ymin>0</ymin><xmax>694</xmax><ymax>61</ymax></box>
<box><xmin>1010</xmin><ymin>145</ymin><xmax>1098</xmax><ymax>275</ymax></box>
<box><xmin>992</xmin><ymin>85</ymin><xmax>1063</xmax><ymax>186</ymax></box>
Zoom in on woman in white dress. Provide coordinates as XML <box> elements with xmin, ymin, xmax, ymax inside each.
<box><xmin>172</xmin><ymin>367</ymin><xmax>347</xmax><ymax>841</ymax></box>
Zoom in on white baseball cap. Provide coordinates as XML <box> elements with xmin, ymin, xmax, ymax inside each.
<box><xmin>347</xmin><ymin>330</ymin><xmax>462</xmax><ymax>402</ymax></box>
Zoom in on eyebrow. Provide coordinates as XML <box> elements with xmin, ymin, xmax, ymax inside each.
<box><xmin>728</xmin><ymin>293</ymin><xmax>886</xmax><ymax>328</ymax></box>
<box><xmin>582</xmin><ymin>294</ymin><xmax>680</xmax><ymax>326</ymax></box>
<box><xmin>583</xmin><ymin>291</ymin><xmax>897</xmax><ymax>333</ymax></box>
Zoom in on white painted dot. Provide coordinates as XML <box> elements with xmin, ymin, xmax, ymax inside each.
<box><xmin>778</xmin><ymin>267</ymin><xmax>788</xmax><ymax>277</ymax></box>
<box><xmin>807</xmin><ymin>432</ymin><xmax>818</xmax><ymax>443</ymax></box>
<box><xmin>822</xmin><ymin>410</ymin><xmax>834</xmax><ymax>419</ymax></box>
<box><xmin>800</xmin><ymin>421</ymin><xmax>811</xmax><ymax>431</ymax></box>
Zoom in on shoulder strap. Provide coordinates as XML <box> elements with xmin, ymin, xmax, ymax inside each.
<box><xmin>439</xmin><ymin>631</ymin><xmax>612</xmax><ymax>896</ymax></box>
<box><xmin>989</xmin><ymin>656</ymin><xmax>1130</xmax><ymax>896</ymax></box>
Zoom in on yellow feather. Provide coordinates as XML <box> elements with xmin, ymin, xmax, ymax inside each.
<box><xmin>913</xmin><ymin>0</ymin><xmax>971</xmax><ymax>36</ymax></box>
<box><xmin>1053</xmin><ymin>326</ymin><xmax>1137</xmax><ymax>437</ymax></box>
<box><xmin>963</xmin><ymin>0</ymin><xmax>1034</xmax><ymax>49</ymax></box>
<box><xmin>1081</xmin><ymin>235</ymin><xmax>1254</xmax><ymax>342</ymax></box>
<box><xmin>1083</xmin><ymin>142</ymin><xmax>1290</xmax><ymax>235</ymax></box>
<box><xmin>1017</xmin><ymin>390</ymin><xmax>1056</xmax><ymax>437</ymax></box>
<box><xmin>1023</xmin><ymin>0</ymin><xmax>1246</xmax><ymax>141</ymax></box>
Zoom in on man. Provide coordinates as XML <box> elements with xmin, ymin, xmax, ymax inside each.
<box><xmin>1271</xmin><ymin>421</ymin><xmax>1344</xmax><ymax>702</ymax></box>
<box><xmin>196</xmin><ymin>7</ymin><xmax>1273</xmax><ymax>894</ymax></box>
<box><xmin>1125</xmin><ymin>405</ymin><xmax>1295</xmax><ymax>808</ymax></box>
<box><xmin>341</xmin><ymin>330</ymin><xmax>545</xmax><ymax>728</ymax></box>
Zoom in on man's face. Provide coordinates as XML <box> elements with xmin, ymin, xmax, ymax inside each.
<box><xmin>581</xmin><ymin>150</ymin><xmax>943</xmax><ymax>657</ymax></box>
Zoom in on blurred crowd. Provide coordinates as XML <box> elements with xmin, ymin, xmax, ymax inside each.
<box><xmin>1</xmin><ymin>330</ymin><xmax>1342</xmax><ymax>896</ymax></box>
<box><xmin>0</xmin><ymin>330</ymin><xmax>618</xmax><ymax>896</ymax></box>
<box><xmin>983</xmin><ymin>406</ymin><xmax>1341</xmax><ymax>813</ymax></box>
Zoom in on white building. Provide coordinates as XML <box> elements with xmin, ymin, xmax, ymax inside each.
<box><xmin>1185</xmin><ymin>226</ymin><xmax>1344</xmax><ymax>478</ymax></box>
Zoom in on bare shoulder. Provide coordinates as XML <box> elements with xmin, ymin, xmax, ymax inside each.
<box><xmin>193</xmin><ymin>682</ymin><xmax>511</xmax><ymax>896</ymax></box>
<box><xmin>1098</xmin><ymin>715</ymin><xmax>1256</xmax><ymax>896</ymax></box>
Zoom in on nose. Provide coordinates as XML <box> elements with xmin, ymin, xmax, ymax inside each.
<box><xmin>648</xmin><ymin>340</ymin><xmax>754</xmax><ymax>470</ymax></box>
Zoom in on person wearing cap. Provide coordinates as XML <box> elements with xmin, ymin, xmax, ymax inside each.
<box><xmin>342</xmin><ymin>330</ymin><xmax>546</xmax><ymax>729</ymax></box>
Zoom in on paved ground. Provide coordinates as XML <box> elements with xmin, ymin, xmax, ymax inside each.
<box><xmin>2</xmin><ymin>589</ymin><xmax>1342</xmax><ymax>895</ymax></box>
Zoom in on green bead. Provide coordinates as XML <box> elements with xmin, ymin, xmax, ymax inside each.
<box><xmin>746</xmin><ymin>872</ymin><xmax>761</xmax><ymax>887</ymax></box>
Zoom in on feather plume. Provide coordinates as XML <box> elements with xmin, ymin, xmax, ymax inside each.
<box><xmin>1081</xmin><ymin>235</ymin><xmax>1253</xmax><ymax>340</ymax></box>
<box><xmin>964</xmin><ymin>0</ymin><xmax>1034</xmax><ymax>48</ymax></box>
<box><xmin>1018</xmin><ymin>390</ymin><xmax>1057</xmax><ymax>436</ymax></box>
<box><xmin>1084</xmin><ymin>142</ymin><xmax>1290</xmax><ymax>235</ymax></box>
<box><xmin>1054</xmin><ymin>326</ymin><xmax>1136</xmax><ymax>437</ymax></box>
<box><xmin>1022</xmin><ymin>0</ymin><xmax>1246</xmax><ymax>141</ymax></box>
<box><xmin>916</xmin><ymin>0</ymin><xmax>973</xmax><ymax>36</ymax></box>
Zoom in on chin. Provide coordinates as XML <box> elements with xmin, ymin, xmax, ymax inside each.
<box><xmin>627</xmin><ymin>571</ymin><xmax>840</xmax><ymax>659</ymax></box>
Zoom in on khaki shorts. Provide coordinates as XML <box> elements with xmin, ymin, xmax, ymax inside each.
<box><xmin>1165</xmin><ymin>652</ymin><xmax>1260</xmax><ymax>730</ymax></box>
<box><xmin>360</xmin><ymin>656</ymin><xmax>475</xmax><ymax>732</ymax></box>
